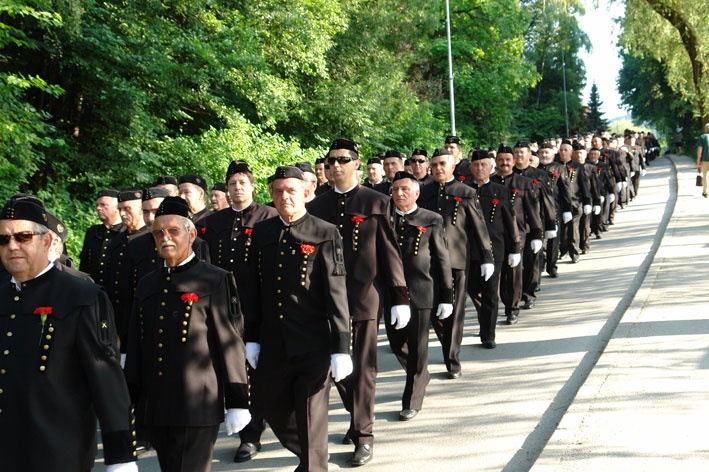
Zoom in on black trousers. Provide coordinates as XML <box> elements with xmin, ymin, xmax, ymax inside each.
<box><xmin>335</xmin><ymin>318</ymin><xmax>377</xmax><ymax>446</ymax></box>
<box><xmin>560</xmin><ymin>213</ymin><xmax>581</xmax><ymax>258</ymax></box>
<box><xmin>255</xmin><ymin>350</ymin><xmax>331</xmax><ymax>472</ymax></box>
<box><xmin>500</xmin><ymin>234</ymin><xmax>525</xmax><ymax>317</ymax></box>
<box><xmin>385</xmin><ymin>307</ymin><xmax>432</xmax><ymax>410</ymax></box>
<box><xmin>148</xmin><ymin>424</ymin><xmax>220</xmax><ymax>472</ymax></box>
<box><xmin>522</xmin><ymin>237</ymin><xmax>541</xmax><ymax>303</ymax></box>
<box><xmin>467</xmin><ymin>260</ymin><xmax>502</xmax><ymax>342</ymax></box>
<box><xmin>239</xmin><ymin>364</ymin><xmax>267</xmax><ymax>444</ymax></box>
<box><xmin>431</xmin><ymin>268</ymin><xmax>466</xmax><ymax>374</ymax></box>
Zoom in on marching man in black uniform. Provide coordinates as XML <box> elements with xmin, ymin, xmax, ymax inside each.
<box><xmin>79</xmin><ymin>188</ymin><xmax>125</xmax><ymax>287</ymax></box>
<box><xmin>0</xmin><ymin>198</ymin><xmax>137</xmax><ymax>471</ymax></box>
<box><xmin>308</xmin><ymin>138</ymin><xmax>410</xmax><ymax>467</ymax></box>
<box><xmin>418</xmin><ymin>147</ymin><xmax>494</xmax><ymax>377</ymax></box>
<box><xmin>388</xmin><ymin>171</ymin><xmax>453</xmax><ymax>419</ymax></box>
<box><xmin>125</xmin><ymin>197</ymin><xmax>251</xmax><ymax>472</ymax></box>
<box><xmin>243</xmin><ymin>166</ymin><xmax>352</xmax><ymax>472</ymax></box>
<box><xmin>467</xmin><ymin>150</ymin><xmax>521</xmax><ymax>347</ymax></box>
<box><xmin>202</xmin><ymin>160</ymin><xmax>278</xmax><ymax>462</ymax></box>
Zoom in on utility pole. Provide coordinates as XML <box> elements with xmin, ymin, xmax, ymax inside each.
<box><xmin>445</xmin><ymin>0</ymin><xmax>456</xmax><ymax>136</ymax></box>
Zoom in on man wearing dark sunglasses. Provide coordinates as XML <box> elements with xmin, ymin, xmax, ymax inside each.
<box><xmin>308</xmin><ymin>138</ymin><xmax>410</xmax><ymax>467</ymax></box>
<box><xmin>409</xmin><ymin>148</ymin><xmax>434</xmax><ymax>186</ymax></box>
<box><xmin>0</xmin><ymin>198</ymin><xmax>137</xmax><ymax>471</ymax></box>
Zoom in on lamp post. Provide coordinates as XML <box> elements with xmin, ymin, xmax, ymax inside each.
<box><xmin>445</xmin><ymin>0</ymin><xmax>456</xmax><ymax>136</ymax></box>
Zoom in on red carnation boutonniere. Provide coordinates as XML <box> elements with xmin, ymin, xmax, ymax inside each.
<box><xmin>300</xmin><ymin>243</ymin><xmax>316</xmax><ymax>255</ymax></box>
<box><xmin>510</xmin><ymin>188</ymin><xmax>519</xmax><ymax>204</ymax></box>
<box><xmin>244</xmin><ymin>228</ymin><xmax>253</xmax><ymax>236</ymax></box>
<box><xmin>200</xmin><ymin>226</ymin><xmax>206</xmax><ymax>234</ymax></box>
<box><xmin>551</xmin><ymin>171</ymin><xmax>559</xmax><ymax>178</ymax></box>
<box><xmin>457</xmin><ymin>175</ymin><xmax>466</xmax><ymax>182</ymax></box>
<box><xmin>533</xmin><ymin>178</ymin><xmax>539</xmax><ymax>186</ymax></box>
<box><xmin>489</xmin><ymin>198</ymin><xmax>500</xmax><ymax>223</ymax></box>
<box><xmin>34</xmin><ymin>306</ymin><xmax>53</xmax><ymax>346</ymax></box>
<box><xmin>453</xmin><ymin>196</ymin><xmax>462</xmax><ymax>202</ymax></box>
<box><xmin>181</xmin><ymin>293</ymin><xmax>199</xmax><ymax>306</ymax></box>
<box><xmin>567</xmin><ymin>166</ymin><xmax>574</xmax><ymax>173</ymax></box>
<box><xmin>351</xmin><ymin>215</ymin><xmax>364</xmax><ymax>251</ymax></box>
<box><xmin>413</xmin><ymin>226</ymin><xmax>427</xmax><ymax>255</ymax></box>
<box><xmin>451</xmin><ymin>196</ymin><xmax>463</xmax><ymax>225</ymax></box>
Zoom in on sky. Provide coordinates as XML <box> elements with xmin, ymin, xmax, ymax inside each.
<box><xmin>578</xmin><ymin>0</ymin><xmax>627</xmax><ymax>120</ymax></box>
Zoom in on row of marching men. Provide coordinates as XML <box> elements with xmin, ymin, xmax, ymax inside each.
<box><xmin>0</xmin><ymin>131</ymin><xmax>647</xmax><ymax>471</ymax></box>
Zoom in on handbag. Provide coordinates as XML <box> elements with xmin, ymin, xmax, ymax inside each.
<box><xmin>696</xmin><ymin>172</ymin><xmax>703</xmax><ymax>187</ymax></box>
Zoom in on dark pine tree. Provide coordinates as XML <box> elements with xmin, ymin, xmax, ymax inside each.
<box><xmin>586</xmin><ymin>83</ymin><xmax>608</xmax><ymax>133</ymax></box>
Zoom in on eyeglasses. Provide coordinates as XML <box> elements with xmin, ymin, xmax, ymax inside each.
<box><xmin>326</xmin><ymin>155</ymin><xmax>356</xmax><ymax>165</ymax></box>
<box><xmin>152</xmin><ymin>227</ymin><xmax>183</xmax><ymax>239</ymax></box>
<box><xmin>410</xmin><ymin>158</ymin><xmax>427</xmax><ymax>164</ymax></box>
<box><xmin>0</xmin><ymin>231</ymin><xmax>45</xmax><ymax>246</ymax></box>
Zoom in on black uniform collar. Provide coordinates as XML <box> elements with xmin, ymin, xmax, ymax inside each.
<box><xmin>163</xmin><ymin>254</ymin><xmax>199</xmax><ymax>274</ymax></box>
<box><xmin>12</xmin><ymin>263</ymin><xmax>56</xmax><ymax>291</ymax></box>
<box><xmin>231</xmin><ymin>201</ymin><xmax>255</xmax><ymax>214</ymax></box>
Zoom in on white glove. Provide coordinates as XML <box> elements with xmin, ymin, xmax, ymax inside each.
<box><xmin>508</xmin><ymin>253</ymin><xmax>521</xmax><ymax>267</ymax></box>
<box><xmin>245</xmin><ymin>342</ymin><xmax>260</xmax><ymax>369</ymax></box>
<box><xmin>562</xmin><ymin>211</ymin><xmax>573</xmax><ymax>224</ymax></box>
<box><xmin>630</xmin><ymin>171</ymin><xmax>636</xmax><ymax>177</ymax></box>
<box><xmin>120</xmin><ymin>353</ymin><xmax>126</xmax><ymax>368</ymax></box>
<box><xmin>530</xmin><ymin>239</ymin><xmax>542</xmax><ymax>253</ymax></box>
<box><xmin>600</xmin><ymin>195</ymin><xmax>605</xmax><ymax>205</ymax></box>
<box><xmin>622</xmin><ymin>181</ymin><xmax>628</xmax><ymax>189</ymax></box>
<box><xmin>106</xmin><ymin>462</ymin><xmax>138</xmax><ymax>472</ymax></box>
<box><xmin>390</xmin><ymin>305</ymin><xmax>411</xmax><ymax>329</ymax></box>
<box><xmin>609</xmin><ymin>193</ymin><xmax>616</xmax><ymax>203</ymax></box>
<box><xmin>225</xmin><ymin>408</ymin><xmax>251</xmax><ymax>435</ymax></box>
<box><xmin>583</xmin><ymin>204</ymin><xmax>592</xmax><ymax>215</ymax></box>
<box><xmin>615</xmin><ymin>182</ymin><xmax>623</xmax><ymax>192</ymax></box>
<box><xmin>641</xmin><ymin>168</ymin><xmax>647</xmax><ymax>176</ymax></box>
<box><xmin>593</xmin><ymin>205</ymin><xmax>601</xmax><ymax>215</ymax></box>
<box><xmin>544</xmin><ymin>229</ymin><xmax>557</xmax><ymax>239</ymax></box>
<box><xmin>331</xmin><ymin>353</ymin><xmax>353</xmax><ymax>382</ymax></box>
<box><xmin>481</xmin><ymin>263</ymin><xmax>495</xmax><ymax>281</ymax></box>
<box><xmin>435</xmin><ymin>303</ymin><xmax>454</xmax><ymax>320</ymax></box>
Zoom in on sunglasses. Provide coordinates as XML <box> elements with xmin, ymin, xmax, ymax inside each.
<box><xmin>0</xmin><ymin>231</ymin><xmax>45</xmax><ymax>246</ymax></box>
<box><xmin>410</xmin><ymin>158</ymin><xmax>427</xmax><ymax>164</ymax></box>
<box><xmin>152</xmin><ymin>227</ymin><xmax>184</xmax><ymax>239</ymax></box>
<box><xmin>326</xmin><ymin>155</ymin><xmax>356</xmax><ymax>165</ymax></box>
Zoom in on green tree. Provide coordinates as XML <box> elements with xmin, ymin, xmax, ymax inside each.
<box><xmin>620</xmin><ymin>0</ymin><xmax>709</xmax><ymax>123</ymax></box>
<box><xmin>585</xmin><ymin>83</ymin><xmax>608</xmax><ymax>133</ymax></box>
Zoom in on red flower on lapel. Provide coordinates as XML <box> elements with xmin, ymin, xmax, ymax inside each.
<box><xmin>491</xmin><ymin>198</ymin><xmax>500</xmax><ymax>205</ymax></box>
<box><xmin>416</xmin><ymin>226</ymin><xmax>427</xmax><ymax>233</ymax></box>
<box><xmin>351</xmin><ymin>215</ymin><xmax>364</xmax><ymax>224</ymax></box>
<box><xmin>181</xmin><ymin>293</ymin><xmax>199</xmax><ymax>304</ymax></box>
<box><xmin>300</xmin><ymin>244</ymin><xmax>316</xmax><ymax>254</ymax></box>
<box><xmin>453</xmin><ymin>196</ymin><xmax>462</xmax><ymax>202</ymax></box>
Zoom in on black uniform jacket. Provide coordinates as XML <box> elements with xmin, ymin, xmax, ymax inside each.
<box><xmin>559</xmin><ymin>160</ymin><xmax>592</xmax><ymax>213</ymax></box>
<box><xmin>539</xmin><ymin>161</ymin><xmax>572</xmax><ymax>216</ymax></box>
<box><xmin>0</xmin><ymin>268</ymin><xmax>135</xmax><ymax>470</ymax></box>
<box><xmin>307</xmin><ymin>184</ymin><xmax>409</xmax><ymax>320</ymax></box>
<box><xmin>391</xmin><ymin>207</ymin><xmax>453</xmax><ymax>309</ymax></box>
<box><xmin>125</xmin><ymin>258</ymin><xmax>249</xmax><ymax>427</ymax></box>
<box><xmin>201</xmin><ymin>203</ymin><xmax>278</xmax><ymax>292</ymax></box>
<box><xmin>243</xmin><ymin>213</ymin><xmax>351</xmax><ymax>358</ymax></box>
<box><xmin>417</xmin><ymin>180</ymin><xmax>494</xmax><ymax>270</ymax></box>
<box><xmin>513</xmin><ymin>166</ymin><xmax>557</xmax><ymax>231</ymax></box>
<box><xmin>490</xmin><ymin>173</ymin><xmax>543</xmax><ymax>240</ymax></box>
<box><xmin>473</xmin><ymin>181</ymin><xmax>521</xmax><ymax>262</ymax></box>
<box><xmin>79</xmin><ymin>222</ymin><xmax>125</xmax><ymax>287</ymax></box>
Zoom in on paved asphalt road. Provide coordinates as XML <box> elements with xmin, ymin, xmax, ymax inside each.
<box><xmin>95</xmin><ymin>154</ymin><xmax>709</xmax><ymax>471</ymax></box>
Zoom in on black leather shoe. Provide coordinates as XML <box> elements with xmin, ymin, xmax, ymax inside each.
<box><xmin>234</xmin><ymin>442</ymin><xmax>261</xmax><ymax>463</ymax></box>
<box><xmin>352</xmin><ymin>444</ymin><xmax>373</xmax><ymax>466</ymax></box>
<box><xmin>399</xmin><ymin>409</ymin><xmax>418</xmax><ymax>421</ymax></box>
<box><xmin>447</xmin><ymin>370</ymin><xmax>461</xmax><ymax>379</ymax></box>
<box><xmin>505</xmin><ymin>314</ymin><xmax>518</xmax><ymax>325</ymax></box>
<box><xmin>342</xmin><ymin>433</ymin><xmax>354</xmax><ymax>445</ymax></box>
<box><xmin>571</xmin><ymin>254</ymin><xmax>579</xmax><ymax>263</ymax></box>
<box><xmin>483</xmin><ymin>340</ymin><xmax>497</xmax><ymax>349</ymax></box>
<box><xmin>548</xmin><ymin>269</ymin><xmax>558</xmax><ymax>278</ymax></box>
<box><xmin>522</xmin><ymin>299</ymin><xmax>535</xmax><ymax>309</ymax></box>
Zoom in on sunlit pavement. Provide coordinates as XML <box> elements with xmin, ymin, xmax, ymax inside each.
<box><xmin>96</xmin><ymin>154</ymin><xmax>709</xmax><ymax>472</ymax></box>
